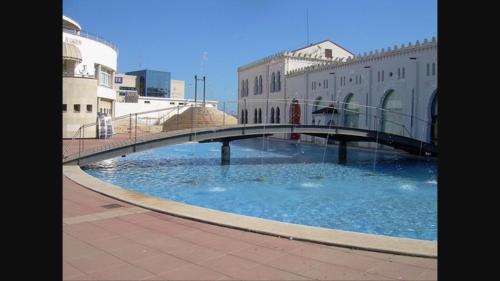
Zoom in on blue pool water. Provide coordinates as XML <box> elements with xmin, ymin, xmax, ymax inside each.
<box><xmin>83</xmin><ymin>138</ymin><xmax>437</xmax><ymax>241</ymax></box>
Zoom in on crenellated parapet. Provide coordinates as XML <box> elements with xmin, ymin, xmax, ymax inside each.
<box><xmin>285</xmin><ymin>37</ymin><xmax>436</xmax><ymax>77</ymax></box>
<box><xmin>238</xmin><ymin>48</ymin><xmax>338</xmax><ymax>72</ymax></box>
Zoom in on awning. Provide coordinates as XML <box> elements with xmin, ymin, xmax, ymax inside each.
<box><xmin>312</xmin><ymin>106</ymin><xmax>338</xmax><ymax>115</ymax></box>
<box><xmin>62</xmin><ymin>42</ymin><xmax>82</xmax><ymax>62</ymax></box>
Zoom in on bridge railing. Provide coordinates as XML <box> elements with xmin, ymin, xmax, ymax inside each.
<box><xmin>63</xmin><ymin>104</ymin><xmax>192</xmax><ymax>159</ymax></box>
<box><xmin>218</xmin><ymin>98</ymin><xmax>433</xmax><ymax>140</ymax></box>
<box><xmin>63</xmin><ymin>98</ymin><xmax>435</xmax><ymax>161</ymax></box>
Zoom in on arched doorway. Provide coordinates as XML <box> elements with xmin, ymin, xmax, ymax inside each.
<box><xmin>270</xmin><ymin>107</ymin><xmax>275</xmax><ymax>123</ymax></box>
<box><xmin>276</xmin><ymin>107</ymin><xmax>280</xmax><ymax>124</ymax></box>
<box><xmin>430</xmin><ymin>92</ymin><xmax>438</xmax><ymax>145</ymax></box>
<box><xmin>343</xmin><ymin>94</ymin><xmax>360</xmax><ymax>128</ymax></box>
<box><xmin>258</xmin><ymin>108</ymin><xmax>262</xmax><ymax>123</ymax></box>
<box><xmin>254</xmin><ymin>109</ymin><xmax>257</xmax><ymax>124</ymax></box>
<box><xmin>381</xmin><ymin>89</ymin><xmax>403</xmax><ymax>135</ymax></box>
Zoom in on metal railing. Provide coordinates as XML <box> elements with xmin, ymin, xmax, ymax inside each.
<box><xmin>63</xmin><ymin>28</ymin><xmax>119</xmax><ymax>52</ymax></box>
<box><xmin>63</xmin><ymin>104</ymin><xmax>193</xmax><ymax>158</ymax></box>
<box><xmin>62</xmin><ymin>73</ymin><xmax>96</xmax><ymax>79</ymax></box>
<box><xmin>230</xmin><ymin>98</ymin><xmax>432</xmax><ymax>137</ymax></box>
<box><xmin>62</xmin><ymin>98</ymin><xmax>435</xmax><ymax>160</ymax></box>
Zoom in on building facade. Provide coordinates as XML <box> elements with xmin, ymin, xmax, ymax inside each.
<box><xmin>113</xmin><ymin>73</ymin><xmax>138</xmax><ymax>102</ymax></box>
<box><xmin>237</xmin><ymin>38</ymin><xmax>437</xmax><ymax>147</ymax></box>
<box><xmin>170</xmin><ymin>80</ymin><xmax>185</xmax><ymax>99</ymax></box>
<box><xmin>125</xmin><ymin>69</ymin><xmax>171</xmax><ymax>98</ymax></box>
<box><xmin>63</xmin><ymin>15</ymin><xmax>118</xmax><ymax>138</ymax></box>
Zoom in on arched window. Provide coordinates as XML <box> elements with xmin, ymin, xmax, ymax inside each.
<box><xmin>271</xmin><ymin>72</ymin><xmax>275</xmax><ymax>92</ymax></box>
<box><xmin>254</xmin><ymin>77</ymin><xmax>258</xmax><ymax>95</ymax></box>
<box><xmin>313</xmin><ymin>96</ymin><xmax>323</xmax><ymax>112</ymax></box>
<box><xmin>254</xmin><ymin>108</ymin><xmax>258</xmax><ymax>123</ymax></box>
<box><xmin>258</xmin><ymin>108</ymin><xmax>262</xmax><ymax>123</ymax></box>
<box><xmin>245</xmin><ymin>109</ymin><xmax>248</xmax><ymax>124</ymax></box>
<box><xmin>344</xmin><ymin>94</ymin><xmax>360</xmax><ymax>128</ymax></box>
<box><xmin>381</xmin><ymin>89</ymin><xmax>404</xmax><ymax>135</ymax></box>
<box><xmin>276</xmin><ymin>107</ymin><xmax>280</xmax><ymax>124</ymax></box>
<box><xmin>245</xmin><ymin>80</ymin><xmax>248</xmax><ymax>96</ymax></box>
<box><xmin>270</xmin><ymin>107</ymin><xmax>275</xmax><ymax>123</ymax></box>
<box><xmin>258</xmin><ymin>75</ymin><xmax>263</xmax><ymax>94</ymax></box>
<box><xmin>276</xmin><ymin>72</ymin><xmax>281</xmax><ymax>91</ymax></box>
<box><xmin>241</xmin><ymin>80</ymin><xmax>245</xmax><ymax>96</ymax></box>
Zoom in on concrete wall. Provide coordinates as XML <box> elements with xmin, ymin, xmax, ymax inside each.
<box><xmin>98</xmin><ymin>99</ymin><xmax>113</xmax><ymax>115</ymax></box>
<box><xmin>63</xmin><ymin>77</ymin><xmax>98</xmax><ymax>138</ymax></box>
<box><xmin>97</xmin><ymin>85</ymin><xmax>116</xmax><ymax>100</ymax></box>
<box><xmin>114</xmin><ymin>73</ymin><xmax>137</xmax><ymax>102</ymax></box>
<box><xmin>114</xmin><ymin>97</ymin><xmax>218</xmax><ymax>118</ymax></box>
<box><xmin>113</xmin><ymin>74</ymin><xmax>137</xmax><ymax>90</ymax></box>
<box><xmin>171</xmin><ymin>80</ymin><xmax>185</xmax><ymax>99</ymax></box>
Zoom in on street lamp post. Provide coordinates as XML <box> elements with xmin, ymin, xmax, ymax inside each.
<box><xmin>194</xmin><ymin>75</ymin><xmax>206</xmax><ymax>107</ymax></box>
<box><xmin>194</xmin><ymin>75</ymin><xmax>198</xmax><ymax>106</ymax></box>
<box><xmin>203</xmin><ymin>76</ymin><xmax>206</xmax><ymax>107</ymax></box>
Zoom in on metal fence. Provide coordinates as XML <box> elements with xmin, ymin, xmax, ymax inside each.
<box><xmin>62</xmin><ymin>99</ymin><xmax>434</xmax><ymax>161</ymax></box>
<box><xmin>63</xmin><ymin>28</ymin><xmax>119</xmax><ymax>52</ymax></box>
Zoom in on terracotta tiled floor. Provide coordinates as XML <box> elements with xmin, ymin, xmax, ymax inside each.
<box><xmin>63</xmin><ymin>175</ymin><xmax>437</xmax><ymax>280</ymax></box>
<box><xmin>63</xmin><ymin>133</ymin><xmax>142</xmax><ymax>156</ymax></box>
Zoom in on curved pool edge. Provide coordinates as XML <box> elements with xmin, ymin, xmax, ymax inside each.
<box><xmin>63</xmin><ymin>164</ymin><xmax>437</xmax><ymax>258</ymax></box>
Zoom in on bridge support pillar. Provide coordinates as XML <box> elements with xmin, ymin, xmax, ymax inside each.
<box><xmin>338</xmin><ymin>141</ymin><xmax>347</xmax><ymax>164</ymax></box>
<box><xmin>221</xmin><ymin>140</ymin><xmax>230</xmax><ymax>165</ymax></box>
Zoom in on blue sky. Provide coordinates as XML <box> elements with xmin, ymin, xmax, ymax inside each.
<box><xmin>63</xmin><ymin>0</ymin><xmax>436</xmax><ymax>107</ymax></box>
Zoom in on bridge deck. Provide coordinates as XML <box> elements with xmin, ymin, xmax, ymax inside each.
<box><xmin>63</xmin><ymin>124</ymin><xmax>437</xmax><ymax>165</ymax></box>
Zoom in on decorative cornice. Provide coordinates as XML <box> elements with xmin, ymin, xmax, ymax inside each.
<box><xmin>237</xmin><ymin>50</ymin><xmax>339</xmax><ymax>72</ymax></box>
<box><xmin>285</xmin><ymin>37</ymin><xmax>437</xmax><ymax>77</ymax></box>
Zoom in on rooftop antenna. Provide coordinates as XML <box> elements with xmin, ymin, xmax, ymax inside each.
<box><xmin>306</xmin><ymin>8</ymin><xmax>310</xmax><ymax>45</ymax></box>
<box><xmin>200</xmin><ymin>51</ymin><xmax>208</xmax><ymax>76</ymax></box>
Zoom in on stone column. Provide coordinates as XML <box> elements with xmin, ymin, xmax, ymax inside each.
<box><xmin>338</xmin><ymin>140</ymin><xmax>347</xmax><ymax>164</ymax></box>
<box><xmin>221</xmin><ymin>140</ymin><xmax>230</xmax><ymax>165</ymax></box>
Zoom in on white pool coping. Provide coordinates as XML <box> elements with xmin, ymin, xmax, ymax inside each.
<box><xmin>63</xmin><ymin>164</ymin><xmax>437</xmax><ymax>258</ymax></box>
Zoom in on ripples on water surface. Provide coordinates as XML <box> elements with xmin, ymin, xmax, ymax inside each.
<box><xmin>83</xmin><ymin>138</ymin><xmax>437</xmax><ymax>240</ymax></box>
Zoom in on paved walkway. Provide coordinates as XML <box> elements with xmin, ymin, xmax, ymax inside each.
<box><xmin>63</xmin><ymin>175</ymin><xmax>437</xmax><ymax>280</ymax></box>
<box><xmin>63</xmin><ymin>133</ymin><xmax>137</xmax><ymax>157</ymax></box>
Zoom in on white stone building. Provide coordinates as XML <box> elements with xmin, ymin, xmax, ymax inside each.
<box><xmin>237</xmin><ymin>38</ymin><xmax>437</xmax><ymax>147</ymax></box>
<box><xmin>62</xmin><ymin>15</ymin><xmax>118</xmax><ymax>138</ymax></box>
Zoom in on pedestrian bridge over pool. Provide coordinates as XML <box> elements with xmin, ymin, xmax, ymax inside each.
<box><xmin>62</xmin><ymin>124</ymin><xmax>437</xmax><ymax>166</ymax></box>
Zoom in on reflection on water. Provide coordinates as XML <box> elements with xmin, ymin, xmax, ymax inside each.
<box><xmin>83</xmin><ymin>137</ymin><xmax>437</xmax><ymax>241</ymax></box>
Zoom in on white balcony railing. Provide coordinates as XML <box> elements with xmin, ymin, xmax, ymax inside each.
<box><xmin>63</xmin><ymin>28</ymin><xmax>118</xmax><ymax>52</ymax></box>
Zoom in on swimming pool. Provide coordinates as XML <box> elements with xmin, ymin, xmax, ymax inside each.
<box><xmin>83</xmin><ymin>138</ymin><xmax>437</xmax><ymax>241</ymax></box>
